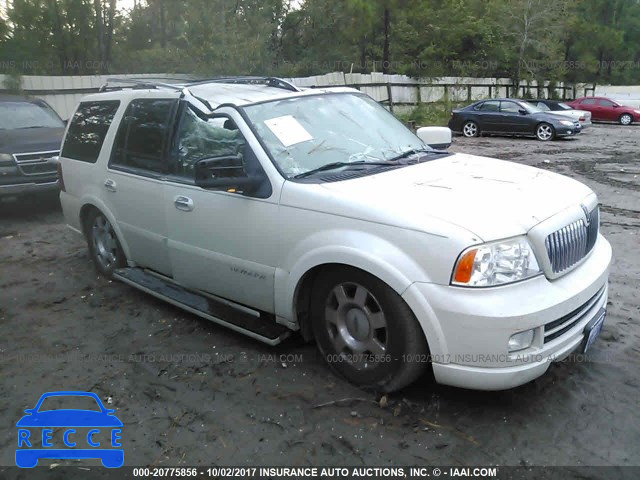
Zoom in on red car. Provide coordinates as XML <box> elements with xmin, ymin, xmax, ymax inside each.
<box><xmin>566</xmin><ymin>96</ymin><xmax>640</xmax><ymax>125</ymax></box>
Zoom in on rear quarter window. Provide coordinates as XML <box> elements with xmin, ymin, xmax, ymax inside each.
<box><xmin>61</xmin><ymin>101</ymin><xmax>120</xmax><ymax>163</ymax></box>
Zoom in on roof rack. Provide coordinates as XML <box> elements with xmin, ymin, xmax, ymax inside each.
<box><xmin>99</xmin><ymin>76</ymin><xmax>300</xmax><ymax>93</ymax></box>
<box><xmin>184</xmin><ymin>76</ymin><xmax>301</xmax><ymax>92</ymax></box>
<box><xmin>99</xmin><ymin>77</ymin><xmax>190</xmax><ymax>92</ymax></box>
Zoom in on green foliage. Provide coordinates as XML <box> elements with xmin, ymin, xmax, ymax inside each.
<box><xmin>395</xmin><ymin>102</ymin><xmax>465</xmax><ymax>127</ymax></box>
<box><xmin>0</xmin><ymin>0</ymin><xmax>639</xmax><ymax>85</ymax></box>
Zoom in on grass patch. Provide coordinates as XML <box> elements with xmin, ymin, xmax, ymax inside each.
<box><xmin>395</xmin><ymin>102</ymin><xmax>465</xmax><ymax>128</ymax></box>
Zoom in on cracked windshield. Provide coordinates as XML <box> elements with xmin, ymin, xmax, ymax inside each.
<box><xmin>244</xmin><ymin>93</ymin><xmax>427</xmax><ymax>177</ymax></box>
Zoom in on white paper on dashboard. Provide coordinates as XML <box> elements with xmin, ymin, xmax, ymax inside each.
<box><xmin>264</xmin><ymin>115</ymin><xmax>313</xmax><ymax>147</ymax></box>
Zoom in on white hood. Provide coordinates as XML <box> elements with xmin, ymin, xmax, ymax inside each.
<box><xmin>312</xmin><ymin>153</ymin><xmax>593</xmax><ymax>241</ymax></box>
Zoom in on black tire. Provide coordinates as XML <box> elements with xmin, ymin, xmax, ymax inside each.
<box><xmin>619</xmin><ymin>113</ymin><xmax>633</xmax><ymax>125</ymax></box>
<box><xmin>462</xmin><ymin>120</ymin><xmax>479</xmax><ymax>138</ymax></box>
<box><xmin>85</xmin><ymin>209</ymin><xmax>126</xmax><ymax>278</ymax></box>
<box><xmin>311</xmin><ymin>267</ymin><xmax>429</xmax><ymax>392</ymax></box>
<box><xmin>535</xmin><ymin>122</ymin><xmax>555</xmax><ymax>141</ymax></box>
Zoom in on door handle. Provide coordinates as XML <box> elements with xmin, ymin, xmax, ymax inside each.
<box><xmin>104</xmin><ymin>179</ymin><xmax>117</xmax><ymax>192</ymax></box>
<box><xmin>174</xmin><ymin>195</ymin><xmax>194</xmax><ymax>212</ymax></box>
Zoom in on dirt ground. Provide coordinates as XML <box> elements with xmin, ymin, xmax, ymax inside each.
<box><xmin>1</xmin><ymin>124</ymin><xmax>639</xmax><ymax>477</ymax></box>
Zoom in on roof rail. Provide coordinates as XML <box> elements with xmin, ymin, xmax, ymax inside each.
<box><xmin>99</xmin><ymin>76</ymin><xmax>300</xmax><ymax>93</ymax></box>
<box><xmin>99</xmin><ymin>77</ymin><xmax>188</xmax><ymax>92</ymax></box>
<box><xmin>185</xmin><ymin>76</ymin><xmax>301</xmax><ymax>92</ymax></box>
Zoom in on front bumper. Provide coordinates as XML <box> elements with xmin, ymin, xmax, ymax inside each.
<box><xmin>555</xmin><ymin>125</ymin><xmax>582</xmax><ymax>137</ymax></box>
<box><xmin>402</xmin><ymin>234</ymin><xmax>612</xmax><ymax>390</ymax></box>
<box><xmin>0</xmin><ymin>179</ymin><xmax>59</xmax><ymax>197</ymax></box>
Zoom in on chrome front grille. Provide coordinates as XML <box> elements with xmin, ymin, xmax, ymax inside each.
<box><xmin>544</xmin><ymin>284</ymin><xmax>606</xmax><ymax>343</ymax></box>
<box><xmin>545</xmin><ymin>206</ymin><xmax>599</xmax><ymax>274</ymax></box>
<box><xmin>13</xmin><ymin>150</ymin><xmax>59</xmax><ymax>176</ymax></box>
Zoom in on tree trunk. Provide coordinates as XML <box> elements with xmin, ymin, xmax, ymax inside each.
<box><xmin>49</xmin><ymin>0</ymin><xmax>68</xmax><ymax>74</ymax></box>
<box><xmin>94</xmin><ymin>0</ymin><xmax>106</xmax><ymax>71</ymax></box>
<box><xmin>382</xmin><ymin>6</ymin><xmax>390</xmax><ymax>74</ymax></box>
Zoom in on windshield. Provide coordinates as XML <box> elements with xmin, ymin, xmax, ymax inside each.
<box><xmin>0</xmin><ymin>101</ymin><xmax>64</xmax><ymax>130</ymax></box>
<box><xmin>242</xmin><ymin>93</ymin><xmax>427</xmax><ymax>178</ymax></box>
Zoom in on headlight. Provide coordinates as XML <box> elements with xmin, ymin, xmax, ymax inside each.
<box><xmin>451</xmin><ymin>237</ymin><xmax>541</xmax><ymax>287</ymax></box>
<box><xmin>0</xmin><ymin>153</ymin><xmax>15</xmax><ymax>166</ymax></box>
<box><xmin>634</xmin><ymin>110</ymin><xmax>640</xmax><ymax>115</ymax></box>
<box><xmin>560</xmin><ymin>120</ymin><xmax>574</xmax><ymax>126</ymax></box>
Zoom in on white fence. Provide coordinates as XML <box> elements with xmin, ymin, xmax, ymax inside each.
<box><xmin>0</xmin><ymin>71</ymin><xmax>618</xmax><ymax>119</ymax></box>
<box><xmin>288</xmin><ymin>72</ymin><xmax>596</xmax><ymax>112</ymax></box>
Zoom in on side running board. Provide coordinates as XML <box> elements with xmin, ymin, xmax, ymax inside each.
<box><xmin>113</xmin><ymin>267</ymin><xmax>291</xmax><ymax>346</ymax></box>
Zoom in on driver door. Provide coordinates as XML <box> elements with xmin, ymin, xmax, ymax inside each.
<box><xmin>162</xmin><ymin>105</ymin><xmax>278</xmax><ymax>312</ymax></box>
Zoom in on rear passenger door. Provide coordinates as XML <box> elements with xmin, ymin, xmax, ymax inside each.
<box><xmin>474</xmin><ymin>100</ymin><xmax>501</xmax><ymax>131</ymax></box>
<box><xmin>578</xmin><ymin>98</ymin><xmax>598</xmax><ymax>119</ymax></box>
<box><xmin>104</xmin><ymin>96</ymin><xmax>179</xmax><ymax>276</ymax></box>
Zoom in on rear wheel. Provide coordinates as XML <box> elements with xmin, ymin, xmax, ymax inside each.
<box><xmin>85</xmin><ymin>209</ymin><xmax>126</xmax><ymax>277</ymax></box>
<box><xmin>536</xmin><ymin>123</ymin><xmax>555</xmax><ymax>141</ymax></box>
<box><xmin>619</xmin><ymin>113</ymin><xmax>633</xmax><ymax>125</ymax></box>
<box><xmin>462</xmin><ymin>121</ymin><xmax>479</xmax><ymax>138</ymax></box>
<box><xmin>311</xmin><ymin>267</ymin><xmax>429</xmax><ymax>392</ymax></box>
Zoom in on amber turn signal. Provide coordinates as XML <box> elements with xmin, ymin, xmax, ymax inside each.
<box><xmin>453</xmin><ymin>249</ymin><xmax>477</xmax><ymax>284</ymax></box>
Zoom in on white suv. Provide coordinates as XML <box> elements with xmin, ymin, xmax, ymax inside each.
<box><xmin>59</xmin><ymin>77</ymin><xmax>611</xmax><ymax>392</ymax></box>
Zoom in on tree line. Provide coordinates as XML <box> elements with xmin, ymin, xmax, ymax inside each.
<box><xmin>1</xmin><ymin>0</ymin><xmax>639</xmax><ymax>85</ymax></box>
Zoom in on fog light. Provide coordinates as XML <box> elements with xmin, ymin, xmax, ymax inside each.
<box><xmin>508</xmin><ymin>329</ymin><xmax>534</xmax><ymax>352</ymax></box>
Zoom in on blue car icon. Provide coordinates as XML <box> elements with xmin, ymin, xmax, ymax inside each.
<box><xmin>16</xmin><ymin>391</ymin><xmax>123</xmax><ymax>468</ymax></box>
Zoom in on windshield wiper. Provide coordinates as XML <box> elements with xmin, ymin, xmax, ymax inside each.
<box><xmin>388</xmin><ymin>147</ymin><xmax>448</xmax><ymax>163</ymax></box>
<box><xmin>16</xmin><ymin>125</ymin><xmax>49</xmax><ymax>129</ymax></box>
<box><xmin>293</xmin><ymin>160</ymin><xmax>391</xmax><ymax>179</ymax></box>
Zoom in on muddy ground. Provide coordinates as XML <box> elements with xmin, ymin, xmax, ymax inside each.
<box><xmin>0</xmin><ymin>124</ymin><xmax>639</xmax><ymax>477</ymax></box>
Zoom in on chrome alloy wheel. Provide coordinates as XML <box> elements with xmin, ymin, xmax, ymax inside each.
<box><xmin>462</xmin><ymin>122</ymin><xmax>478</xmax><ymax>137</ymax></box>
<box><xmin>92</xmin><ymin>215</ymin><xmax>118</xmax><ymax>269</ymax></box>
<box><xmin>324</xmin><ymin>282</ymin><xmax>388</xmax><ymax>370</ymax></box>
<box><xmin>536</xmin><ymin>124</ymin><xmax>554</xmax><ymax>141</ymax></box>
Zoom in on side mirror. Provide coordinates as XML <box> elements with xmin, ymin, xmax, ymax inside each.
<box><xmin>518</xmin><ymin>109</ymin><xmax>528</xmax><ymax>115</ymax></box>
<box><xmin>416</xmin><ymin>126</ymin><xmax>452</xmax><ymax>149</ymax></box>
<box><xmin>194</xmin><ymin>154</ymin><xmax>261</xmax><ymax>194</ymax></box>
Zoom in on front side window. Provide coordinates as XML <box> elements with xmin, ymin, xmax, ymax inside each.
<box><xmin>111</xmin><ymin>98</ymin><xmax>176</xmax><ymax>174</ymax></box>
<box><xmin>170</xmin><ymin>107</ymin><xmax>246</xmax><ymax>179</ymax></box>
<box><xmin>243</xmin><ymin>93</ymin><xmax>426</xmax><ymax>178</ymax></box>
<box><xmin>500</xmin><ymin>101</ymin><xmax>520</xmax><ymax>113</ymax></box>
<box><xmin>0</xmin><ymin>100</ymin><xmax>64</xmax><ymax>130</ymax></box>
<box><xmin>598</xmin><ymin>99</ymin><xmax>615</xmax><ymax>107</ymax></box>
<box><xmin>61</xmin><ymin>100</ymin><xmax>120</xmax><ymax>163</ymax></box>
<box><xmin>535</xmin><ymin>102</ymin><xmax>550</xmax><ymax>111</ymax></box>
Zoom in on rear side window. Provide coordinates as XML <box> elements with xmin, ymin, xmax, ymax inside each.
<box><xmin>477</xmin><ymin>101</ymin><xmax>500</xmax><ymax>112</ymax></box>
<box><xmin>110</xmin><ymin>98</ymin><xmax>177</xmax><ymax>174</ymax></box>
<box><xmin>61</xmin><ymin>101</ymin><xmax>120</xmax><ymax>163</ymax></box>
<box><xmin>581</xmin><ymin>98</ymin><xmax>596</xmax><ymax>105</ymax></box>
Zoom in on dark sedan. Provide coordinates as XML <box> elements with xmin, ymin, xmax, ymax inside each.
<box><xmin>448</xmin><ymin>98</ymin><xmax>581</xmax><ymax>141</ymax></box>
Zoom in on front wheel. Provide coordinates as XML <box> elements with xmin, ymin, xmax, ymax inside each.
<box><xmin>536</xmin><ymin>123</ymin><xmax>555</xmax><ymax>141</ymax></box>
<box><xmin>619</xmin><ymin>113</ymin><xmax>633</xmax><ymax>125</ymax></box>
<box><xmin>462</xmin><ymin>121</ymin><xmax>479</xmax><ymax>137</ymax></box>
<box><xmin>311</xmin><ymin>267</ymin><xmax>429</xmax><ymax>392</ymax></box>
<box><xmin>86</xmin><ymin>209</ymin><xmax>126</xmax><ymax>277</ymax></box>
